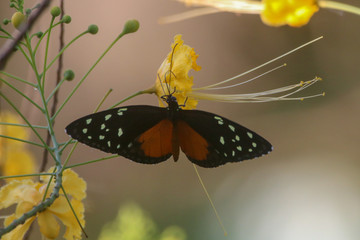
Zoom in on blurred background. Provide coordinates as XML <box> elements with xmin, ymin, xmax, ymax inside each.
<box><xmin>1</xmin><ymin>0</ymin><xmax>360</xmax><ymax>239</ymax></box>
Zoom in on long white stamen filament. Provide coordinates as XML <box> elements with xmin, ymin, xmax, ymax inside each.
<box><xmin>204</xmin><ymin>64</ymin><xmax>286</xmax><ymax>90</ymax></box>
<box><xmin>193</xmin><ymin>36</ymin><xmax>323</xmax><ymax>91</ymax></box>
<box><xmin>187</xmin><ymin>77</ymin><xmax>323</xmax><ymax>102</ymax></box>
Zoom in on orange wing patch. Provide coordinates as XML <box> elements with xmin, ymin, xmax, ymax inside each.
<box><xmin>138</xmin><ymin>119</ymin><xmax>173</xmax><ymax>158</ymax></box>
<box><xmin>177</xmin><ymin>120</ymin><xmax>209</xmax><ymax>161</ymax></box>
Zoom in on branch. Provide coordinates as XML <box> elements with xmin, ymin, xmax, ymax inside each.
<box><xmin>0</xmin><ymin>0</ymin><xmax>52</xmax><ymax>70</ymax></box>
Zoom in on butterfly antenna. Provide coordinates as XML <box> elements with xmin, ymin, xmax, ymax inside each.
<box><xmin>165</xmin><ymin>43</ymin><xmax>179</xmax><ymax>96</ymax></box>
<box><xmin>158</xmin><ymin>73</ymin><xmax>167</xmax><ymax>96</ymax></box>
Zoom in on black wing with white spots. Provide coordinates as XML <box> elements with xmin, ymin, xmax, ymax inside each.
<box><xmin>179</xmin><ymin>109</ymin><xmax>273</xmax><ymax>167</ymax></box>
<box><xmin>65</xmin><ymin>106</ymin><xmax>171</xmax><ymax>164</ymax></box>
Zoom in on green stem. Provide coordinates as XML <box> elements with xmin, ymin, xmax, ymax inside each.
<box><xmin>0</xmin><ymin>91</ymin><xmax>55</xmax><ymax>158</ymax></box>
<box><xmin>0</xmin><ymin>122</ymin><xmax>47</xmax><ymax>129</ymax></box>
<box><xmin>0</xmin><ymin>77</ymin><xmax>44</xmax><ymax>112</ymax></box>
<box><xmin>59</xmin><ymin>138</ymin><xmax>74</xmax><ymax>153</ymax></box>
<box><xmin>53</xmin><ymin>30</ymin><xmax>129</xmax><ymax>120</ymax></box>
<box><xmin>43</xmin><ymin>31</ymin><xmax>88</xmax><ymax>73</ymax></box>
<box><xmin>0</xmin><ymin>134</ymin><xmax>45</xmax><ymax>148</ymax></box>
<box><xmin>319</xmin><ymin>1</ymin><xmax>360</xmax><ymax>15</ymax></box>
<box><xmin>0</xmin><ymin>70</ymin><xmax>37</xmax><ymax>87</ymax></box>
<box><xmin>0</xmin><ymin>36</ymin><xmax>27</xmax><ymax>47</ymax></box>
<box><xmin>65</xmin><ymin>155</ymin><xmax>118</xmax><ymax>169</ymax></box>
<box><xmin>0</xmin><ymin>173</ymin><xmax>54</xmax><ymax>180</ymax></box>
<box><xmin>33</xmin><ymin>21</ymin><xmax>64</xmax><ymax>54</ymax></box>
<box><xmin>41</xmin><ymin>16</ymin><xmax>55</xmax><ymax>90</ymax></box>
<box><xmin>46</xmin><ymin>76</ymin><xmax>66</xmax><ymax>103</ymax></box>
<box><xmin>60</xmin><ymin>186</ymin><xmax>88</xmax><ymax>238</ymax></box>
<box><xmin>109</xmin><ymin>90</ymin><xmax>146</xmax><ymax>109</ymax></box>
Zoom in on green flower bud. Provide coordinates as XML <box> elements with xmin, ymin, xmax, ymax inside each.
<box><xmin>87</xmin><ymin>24</ymin><xmax>98</xmax><ymax>34</ymax></box>
<box><xmin>35</xmin><ymin>31</ymin><xmax>43</xmax><ymax>38</ymax></box>
<box><xmin>11</xmin><ymin>12</ymin><xmax>26</xmax><ymax>29</ymax></box>
<box><xmin>64</xmin><ymin>70</ymin><xmax>75</xmax><ymax>81</ymax></box>
<box><xmin>50</xmin><ymin>6</ymin><xmax>61</xmax><ymax>17</ymax></box>
<box><xmin>25</xmin><ymin>8</ymin><xmax>32</xmax><ymax>16</ymax></box>
<box><xmin>3</xmin><ymin>19</ymin><xmax>10</xmax><ymax>25</ymax></box>
<box><xmin>9</xmin><ymin>3</ymin><xmax>16</xmax><ymax>8</ymax></box>
<box><xmin>122</xmin><ymin>19</ymin><xmax>139</xmax><ymax>34</ymax></box>
<box><xmin>61</xmin><ymin>15</ymin><xmax>71</xmax><ymax>24</ymax></box>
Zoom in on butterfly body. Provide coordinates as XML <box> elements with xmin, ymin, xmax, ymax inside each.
<box><xmin>66</xmin><ymin>95</ymin><xmax>272</xmax><ymax>168</ymax></box>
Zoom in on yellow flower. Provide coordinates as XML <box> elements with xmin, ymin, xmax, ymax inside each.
<box><xmin>261</xmin><ymin>0</ymin><xmax>318</xmax><ymax>27</ymax></box>
<box><xmin>0</xmin><ymin>167</ymin><xmax>86</xmax><ymax>240</ymax></box>
<box><xmin>2</xmin><ymin>149</ymin><xmax>36</xmax><ymax>181</ymax></box>
<box><xmin>160</xmin><ymin>0</ymin><xmax>360</xmax><ymax>27</ymax></box>
<box><xmin>147</xmin><ymin>35</ymin><xmax>324</xmax><ymax>107</ymax></box>
<box><xmin>152</xmin><ymin>34</ymin><xmax>201</xmax><ymax>110</ymax></box>
<box><xmin>0</xmin><ymin>111</ymin><xmax>36</xmax><ymax>179</ymax></box>
<box><xmin>0</xmin><ymin>111</ymin><xmax>29</xmax><ymax>151</ymax></box>
<box><xmin>99</xmin><ymin>202</ymin><xmax>186</xmax><ymax>240</ymax></box>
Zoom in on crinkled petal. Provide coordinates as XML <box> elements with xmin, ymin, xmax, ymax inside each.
<box><xmin>15</xmin><ymin>201</ymin><xmax>35</xmax><ymax>217</ymax></box>
<box><xmin>38</xmin><ymin>210</ymin><xmax>60</xmax><ymax>239</ymax></box>
<box><xmin>41</xmin><ymin>167</ymin><xmax>86</xmax><ymax>201</ymax></box>
<box><xmin>0</xmin><ymin>179</ymin><xmax>39</xmax><ymax>209</ymax></box>
<box><xmin>48</xmin><ymin>195</ymin><xmax>71</xmax><ymax>214</ymax></box>
<box><xmin>52</xmin><ymin>199</ymin><xmax>85</xmax><ymax>240</ymax></box>
<box><xmin>62</xmin><ymin>169</ymin><xmax>87</xmax><ymax>201</ymax></box>
<box><xmin>3</xmin><ymin>214</ymin><xmax>35</xmax><ymax>240</ymax></box>
<box><xmin>155</xmin><ymin>34</ymin><xmax>201</xmax><ymax>109</ymax></box>
<box><xmin>261</xmin><ymin>0</ymin><xmax>319</xmax><ymax>27</ymax></box>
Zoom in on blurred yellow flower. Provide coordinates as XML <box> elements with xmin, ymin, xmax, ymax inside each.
<box><xmin>146</xmin><ymin>35</ymin><xmax>323</xmax><ymax>108</ymax></box>
<box><xmin>160</xmin><ymin>0</ymin><xmax>360</xmax><ymax>27</ymax></box>
<box><xmin>0</xmin><ymin>167</ymin><xmax>86</xmax><ymax>240</ymax></box>
<box><xmin>99</xmin><ymin>202</ymin><xmax>186</xmax><ymax>240</ymax></box>
<box><xmin>2</xmin><ymin>149</ymin><xmax>36</xmax><ymax>180</ymax></box>
<box><xmin>0</xmin><ymin>111</ymin><xmax>36</xmax><ymax>180</ymax></box>
<box><xmin>0</xmin><ymin>111</ymin><xmax>29</xmax><ymax>151</ymax></box>
<box><xmin>261</xmin><ymin>0</ymin><xmax>318</xmax><ymax>27</ymax></box>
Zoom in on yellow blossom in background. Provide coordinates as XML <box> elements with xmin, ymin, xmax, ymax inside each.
<box><xmin>0</xmin><ymin>111</ymin><xmax>29</xmax><ymax>151</ymax></box>
<box><xmin>160</xmin><ymin>0</ymin><xmax>360</xmax><ymax>27</ymax></box>
<box><xmin>0</xmin><ymin>167</ymin><xmax>86</xmax><ymax>240</ymax></box>
<box><xmin>99</xmin><ymin>202</ymin><xmax>186</xmax><ymax>240</ymax></box>
<box><xmin>152</xmin><ymin>34</ymin><xmax>201</xmax><ymax>110</ymax></box>
<box><xmin>0</xmin><ymin>111</ymin><xmax>36</xmax><ymax>180</ymax></box>
<box><xmin>261</xmin><ymin>0</ymin><xmax>318</xmax><ymax>27</ymax></box>
<box><xmin>2</xmin><ymin>149</ymin><xmax>36</xmax><ymax>180</ymax></box>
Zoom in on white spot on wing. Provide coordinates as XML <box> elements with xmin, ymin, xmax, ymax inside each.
<box><xmin>220</xmin><ymin>136</ymin><xmax>225</xmax><ymax>145</ymax></box>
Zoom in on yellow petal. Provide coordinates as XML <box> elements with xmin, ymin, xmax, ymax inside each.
<box><xmin>52</xmin><ymin>199</ymin><xmax>85</xmax><ymax>240</ymax></box>
<box><xmin>261</xmin><ymin>0</ymin><xmax>319</xmax><ymax>27</ymax></box>
<box><xmin>0</xmin><ymin>179</ymin><xmax>39</xmax><ymax>209</ymax></box>
<box><xmin>3</xmin><ymin>214</ymin><xmax>35</xmax><ymax>240</ymax></box>
<box><xmin>48</xmin><ymin>195</ymin><xmax>71</xmax><ymax>214</ymax></box>
<box><xmin>38</xmin><ymin>210</ymin><xmax>60</xmax><ymax>239</ymax></box>
<box><xmin>2</xmin><ymin>148</ymin><xmax>36</xmax><ymax>181</ymax></box>
<box><xmin>155</xmin><ymin>34</ymin><xmax>201</xmax><ymax>110</ymax></box>
<box><xmin>41</xmin><ymin>167</ymin><xmax>86</xmax><ymax>201</ymax></box>
<box><xmin>62</xmin><ymin>168</ymin><xmax>87</xmax><ymax>201</ymax></box>
<box><xmin>15</xmin><ymin>201</ymin><xmax>35</xmax><ymax>217</ymax></box>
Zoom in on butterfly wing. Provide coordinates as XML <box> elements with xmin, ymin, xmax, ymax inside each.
<box><xmin>65</xmin><ymin>105</ymin><xmax>174</xmax><ymax>164</ymax></box>
<box><xmin>177</xmin><ymin>109</ymin><xmax>273</xmax><ymax>167</ymax></box>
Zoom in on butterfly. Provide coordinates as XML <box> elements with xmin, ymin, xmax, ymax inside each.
<box><xmin>65</xmin><ymin>92</ymin><xmax>273</xmax><ymax>168</ymax></box>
